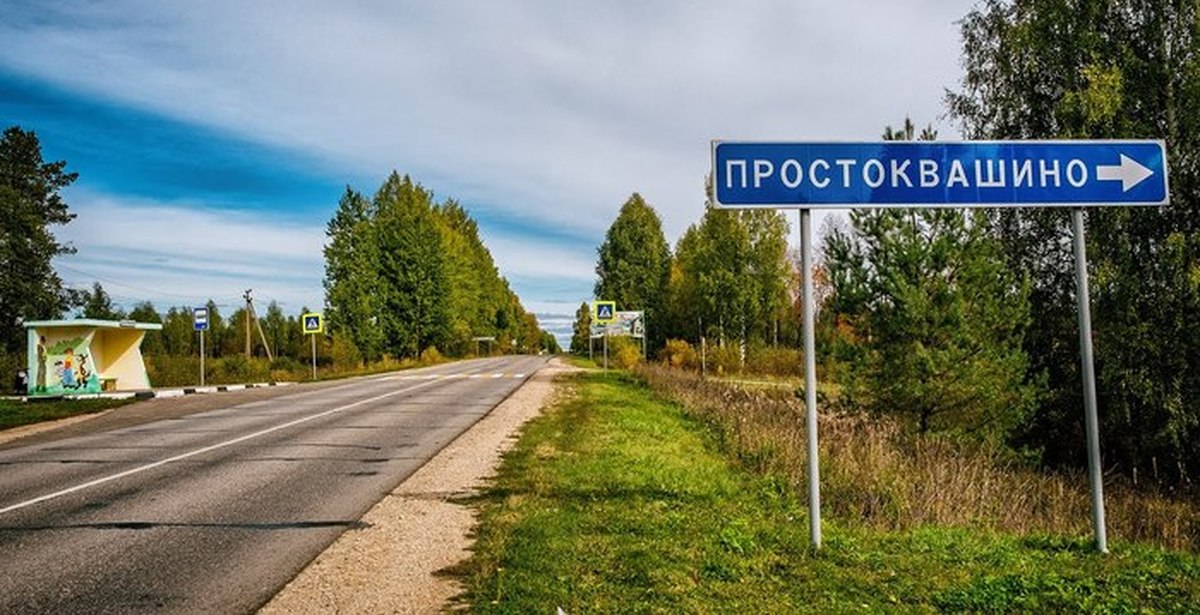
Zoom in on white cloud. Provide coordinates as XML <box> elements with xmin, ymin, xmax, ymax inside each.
<box><xmin>0</xmin><ymin>0</ymin><xmax>969</xmax><ymax>245</ymax></box>
<box><xmin>52</xmin><ymin>191</ymin><xmax>599</xmax><ymax>318</ymax></box>
<box><xmin>3</xmin><ymin>1</ymin><xmax>973</xmax><ymax>324</ymax></box>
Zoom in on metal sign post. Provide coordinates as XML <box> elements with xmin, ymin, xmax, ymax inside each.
<box><xmin>800</xmin><ymin>208</ymin><xmax>821</xmax><ymax>548</ymax></box>
<box><xmin>712</xmin><ymin>138</ymin><xmax>1169</xmax><ymax>553</ymax></box>
<box><xmin>302</xmin><ymin>313</ymin><xmax>324</xmax><ymax>380</ymax></box>
<box><xmin>1072</xmin><ymin>208</ymin><xmax>1108</xmax><ymax>553</ymax></box>
<box><xmin>193</xmin><ymin>307</ymin><xmax>209</xmax><ymax>387</ymax></box>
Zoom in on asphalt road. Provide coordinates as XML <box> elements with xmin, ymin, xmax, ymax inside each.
<box><xmin>0</xmin><ymin>355</ymin><xmax>548</xmax><ymax>614</ymax></box>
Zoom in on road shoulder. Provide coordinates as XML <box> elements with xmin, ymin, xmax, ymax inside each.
<box><xmin>259</xmin><ymin>357</ymin><xmax>579</xmax><ymax>614</ymax></box>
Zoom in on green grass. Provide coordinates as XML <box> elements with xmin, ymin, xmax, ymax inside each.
<box><xmin>560</xmin><ymin>353</ymin><xmax>600</xmax><ymax>369</ymax></box>
<box><xmin>0</xmin><ymin>397</ymin><xmax>134</xmax><ymax>431</ymax></box>
<box><xmin>457</xmin><ymin>371</ymin><xmax>1200</xmax><ymax>613</ymax></box>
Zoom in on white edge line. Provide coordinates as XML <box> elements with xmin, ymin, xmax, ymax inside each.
<box><xmin>0</xmin><ymin>377</ymin><xmax>445</xmax><ymax>517</ymax></box>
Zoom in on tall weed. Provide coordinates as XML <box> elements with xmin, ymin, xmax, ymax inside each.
<box><xmin>639</xmin><ymin>364</ymin><xmax>1199</xmax><ymax>551</ymax></box>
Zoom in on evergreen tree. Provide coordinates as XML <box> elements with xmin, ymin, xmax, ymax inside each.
<box><xmin>947</xmin><ymin>0</ymin><xmax>1200</xmax><ymax>480</ymax></box>
<box><xmin>822</xmin><ymin>119</ymin><xmax>1036</xmax><ymax>441</ymax></box>
<box><xmin>324</xmin><ymin>187</ymin><xmax>383</xmax><ymax>363</ymax></box>
<box><xmin>80</xmin><ymin>282</ymin><xmax>124</xmax><ymax>320</ymax></box>
<box><xmin>161</xmin><ymin>307</ymin><xmax>195</xmax><ymax>356</ymax></box>
<box><xmin>127</xmin><ymin>301</ymin><xmax>163</xmax><ymax>355</ymax></box>
<box><xmin>0</xmin><ymin>126</ymin><xmax>77</xmax><ymax>357</ymax></box>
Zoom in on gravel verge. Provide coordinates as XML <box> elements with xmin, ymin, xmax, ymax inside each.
<box><xmin>259</xmin><ymin>358</ymin><xmax>579</xmax><ymax>614</ymax></box>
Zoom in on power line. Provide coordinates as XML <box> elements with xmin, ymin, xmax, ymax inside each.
<box><xmin>56</xmin><ymin>262</ymin><xmax>290</xmax><ymax>308</ymax></box>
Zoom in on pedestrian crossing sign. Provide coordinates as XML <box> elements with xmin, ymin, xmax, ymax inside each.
<box><xmin>594</xmin><ymin>301</ymin><xmax>616</xmax><ymax>324</ymax></box>
<box><xmin>302</xmin><ymin>313</ymin><xmax>324</xmax><ymax>334</ymax></box>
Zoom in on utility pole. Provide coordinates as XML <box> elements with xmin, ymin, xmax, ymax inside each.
<box><xmin>244</xmin><ymin>289</ymin><xmax>253</xmax><ymax>358</ymax></box>
<box><xmin>242</xmin><ymin>289</ymin><xmax>274</xmax><ymax>361</ymax></box>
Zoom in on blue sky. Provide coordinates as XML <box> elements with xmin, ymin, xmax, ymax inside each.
<box><xmin>0</xmin><ymin>1</ymin><xmax>969</xmax><ymax>345</ymax></box>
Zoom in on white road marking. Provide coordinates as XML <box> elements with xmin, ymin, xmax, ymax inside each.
<box><xmin>0</xmin><ymin>377</ymin><xmax>448</xmax><ymax>517</ymax></box>
<box><xmin>491</xmin><ymin>373</ymin><xmax>503</xmax><ymax>378</ymax></box>
<box><xmin>513</xmin><ymin>374</ymin><xmax>526</xmax><ymax>378</ymax></box>
<box><xmin>469</xmin><ymin>374</ymin><xmax>482</xmax><ymax>379</ymax></box>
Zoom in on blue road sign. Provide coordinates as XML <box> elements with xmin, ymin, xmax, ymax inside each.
<box><xmin>594</xmin><ymin>301</ymin><xmax>616</xmax><ymax>324</ymax></box>
<box><xmin>193</xmin><ymin>307</ymin><xmax>208</xmax><ymax>331</ymax></box>
<box><xmin>302</xmin><ymin>312</ymin><xmax>324</xmax><ymax>334</ymax></box>
<box><xmin>712</xmin><ymin>140</ymin><xmax>1168</xmax><ymax>209</ymax></box>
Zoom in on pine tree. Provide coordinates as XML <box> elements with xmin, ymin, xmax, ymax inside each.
<box><xmin>0</xmin><ymin>126</ymin><xmax>77</xmax><ymax>357</ymax></box>
<box><xmin>822</xmin><ymin>119</ymin><xmax>1036</xmax><ymax>441</ymax></box>
<box><xmin>324</xmin><ymin>187</ymin><xmax>383</xmax><ymax>363</ymax></box>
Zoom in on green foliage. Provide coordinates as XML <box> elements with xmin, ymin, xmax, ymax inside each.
<box><xmin>127</xmin><ymin>301</ymin><xmax>163</xmax><ymax>355</ymax></box>
<box><xmin>947</xmin><ymin>0</ymin><xmax>1200</xmax><ymax>481</ymax></box>
<box><xmin>663</xmin><ymin>179</ymin><xmax>790</xmax><ymax>353</ymax></box>
<box><xmin>569</xmin><ymin>302</ymin><xmax>592</xmax><ymax>354</ymax></box>
<box><xmin>324</xmin><ymin>187</ymin><xmax>384</xmax><ymax>362</ymax></box>
<box><xmin>818</xmin><ymin>120</ymin><xmax>1037</xmax><ymax>442</ymax></box>
<box><xmin>608</xmin><ymin>335</ymin><xmax>642</xmax><ymax>369</ymax></box>
<box><xmin>323</xmin><ymin>173</ymin><xmax>548</xmax><ymax>360</ymax></box>
<box><xmin>658</xmin><ymin>338</ymin><xmax>699</xmax><ymax>369</ymax></box>
<box><xmin>594</xmin><ymin>193</ymin><xmax>671</xmax><ymax>349</ymax></box>
<box><xmin>373</xmin><ymin>173</ymin><xmax>450</xmax><ymax>357</ymax></box>
<box><xmin>78</xmin><ymin>282</ymin><xmax>125</xmax><ymax>320</ymax></box>
<box><xmin>824</xmin><ymin>206</ymin><xmax>1036</xmax><ymax>441</ymax></box>
<box><xmin>0</xmin><ymin>125</ymin><xmax>77</xmax><ymax>363</ymax></box>
<box><xmin>459</xmin><ymin>371</ymin><xmax>1200</xmax><ymax>612</ymax></box>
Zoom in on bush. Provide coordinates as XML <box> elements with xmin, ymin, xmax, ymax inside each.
<box><xmin>745</xmin><ymin>344</ymin><xmax>804</xmax><ymax>377</ymax></box>
<box><xmin>419</xmin><ymin>346</ymin><xmax>444</xmax><ymax>365</ymax></box>
<box><xmin>658</xmin><ymin>339</ymin><xmax>698</xmax><ymax>369</ymax></box>
<box><xmin>607</xmin><ymin>336</ymin><xmax>642</xmax><ymax>369</ymax></box>
<box><xmin>329</xmin><ymin>335</ymin><xmax>362</xmax><ymax>369</ymax></box>
<box><xmin>707</xmin><ymin>343</ymin><xmax>742</xmax><ymax>375</ymax></box>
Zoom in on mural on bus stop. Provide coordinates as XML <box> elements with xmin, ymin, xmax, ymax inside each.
<box><xmin>33</xmin><ymin>335</ymin><xmax>99</xmax><ymax>394</ymax></box>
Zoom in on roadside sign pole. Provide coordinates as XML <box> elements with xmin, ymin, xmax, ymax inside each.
<box><xmin>199</xmin><ymin>330</ymin><xmax>205</xmax><ymax>387</ymax></box>
<box><xmin>603</xmin><ymin>331</ymin><xmax>608</xmax><ymax>372</ymax></box>
<box><xmin>310</xmin><ymin>334</ymin><xmax>317</xmax><ymax>380</ymax></box>
<box><xmin>714</xmin><ymin>139</ymin><xmax>1168</xmax><ymax>555</ymax></box>
<box><xmin>1072</xmin><ymin>207</ymin><xmax>1108</xmax><ymax>554</ymax></box>
<box><xmin>801</xmin><ymin>208</ymin><xmax>822</xmax><ymax>549</ymax></box>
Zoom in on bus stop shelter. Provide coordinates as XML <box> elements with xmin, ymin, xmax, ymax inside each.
<box><xmin>25</xmin><ymin>319</ymin><xmax>162</xmax><ymax>396</ymax></box>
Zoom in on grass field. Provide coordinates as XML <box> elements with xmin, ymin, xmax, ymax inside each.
<box><xmin>457</xmin><ymin>370</ymin><xmax>1200</xmax><ymax>613</ymax></box>
<box><xmin>0</xmin><ymin>397</ymin><xmax>134</xmax><ymax>431</ymax></box>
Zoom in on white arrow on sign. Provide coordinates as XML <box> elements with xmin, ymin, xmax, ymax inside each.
<box><xmin>1096</xmin><ymin>154</ymin><xmax>1154</xmax><ymax>192</ymax></box>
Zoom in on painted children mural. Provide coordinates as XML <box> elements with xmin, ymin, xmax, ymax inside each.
<box><xmin>38</xmin><ymin>336</ymin><xmax>100</xmax><ymax>394</ymax></box>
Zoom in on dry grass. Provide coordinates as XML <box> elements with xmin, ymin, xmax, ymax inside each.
<box><xmin>639</xmin><ymin>364</ymin><xmax>1200</xmax><ymax>551</ymax></box>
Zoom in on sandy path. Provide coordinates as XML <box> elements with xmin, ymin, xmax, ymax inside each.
<box><xmin>259</xmin><ymin>358</ymin><xmax>578</xmax><ymax>614</ymax></box>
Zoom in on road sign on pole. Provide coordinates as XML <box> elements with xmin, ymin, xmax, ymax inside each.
<box><xmin>193</xmin><ymin>307</ymin><xmax>208</xmax><ymax>386</ymax></box>
<box><xmin>302</xmin><ymin>313</ymin><xmax>324</xmax><ymax>335</ymax></box>
<box><xmin>712</xmin><ymin>138</ymin><xmax>1169</xmax><ymax>554</ymax></box>
<box><xmin>302</xmin><ymin>313</ymin><xmax>323</xmax><ymax>379</ymax></box>
<box><xmin>594</xmin><ymin>301</ymin><xmax>616</xmax><ymax>324</ymax></box>
<box><xmin>713</xmin><ymin>140</ymin><xmax>1168</xmax><ymax>209</ymax></box>
<box><xmin>193</xmin><ymin>307</ymin><xmax>209</xmax><ymax>331</ymax></box>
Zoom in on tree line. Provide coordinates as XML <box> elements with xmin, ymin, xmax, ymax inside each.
<box><xmin>71</xmin><ymin>282</ymin><xmax>323</xmax><ymax>361</ymax></box>
<box><xmin>324</xmin><ymin>172</ymin><xmax>557</xmax><ymax>360</ymax></box>
<box><xmin>1</xmin><ymin>127</ymin><xmax>555</xmax><ymax>390</ymax></box>
<box><xmin>579</xmin><ymin>0</ymin><xmax>1200</xmax><ymax>488</ymax></box>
